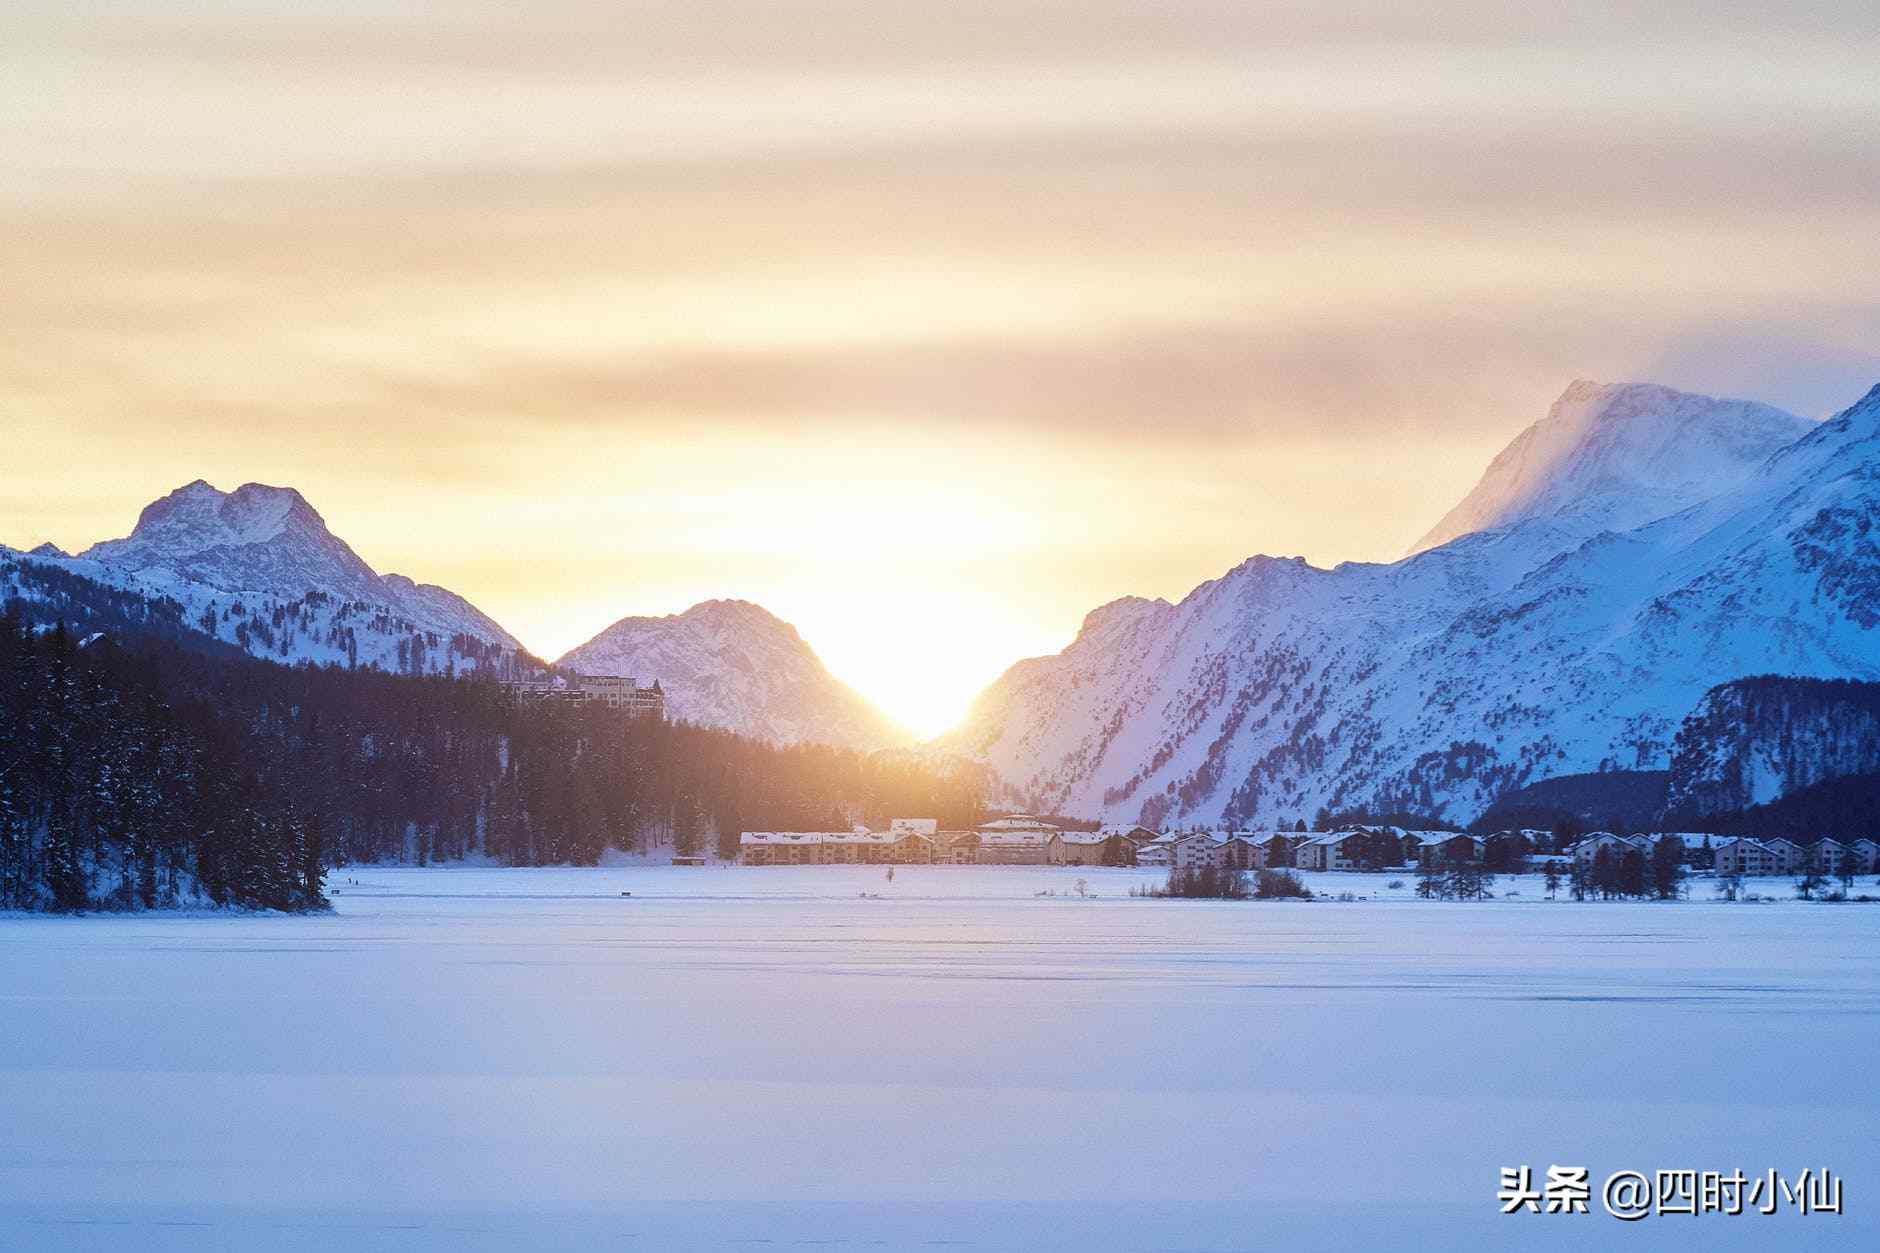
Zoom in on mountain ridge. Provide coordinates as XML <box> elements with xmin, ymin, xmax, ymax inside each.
<box><xmin>1407</xmin><ymin>381</ymin><xmax>1813</xmax><ymax>555</ymax></box>
<box><xmin>944</xmin><ymin>378</ymin><xmax>1880</xmax><ymax>827</ymax></box>
<box><xmin>557</xmin><ymin>598</ymin><xmax>911</xmax><ymax>750</ymax></box>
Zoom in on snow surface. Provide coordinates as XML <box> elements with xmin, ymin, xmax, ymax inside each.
<box><xmin>3</xmin><ymin>866</ymin><xmax>1876</xmax><ymax>1251</ymax></box>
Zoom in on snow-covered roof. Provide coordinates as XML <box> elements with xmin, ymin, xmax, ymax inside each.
<box><xmin>741</xmin><ymin>831</ymin><xmax>840</xmax><ymax>846</ymax></box>
<box><xmin>1059</xmin><ymin>830</ymin><xmax>1119</xmax><ymax>845</ymax></box>
<box><xmin>977</xmin><ymin>815</ymin><xmax>1061</xmax><ymax>833</ymax></box>
<box><xmin>1298</xmin><ymin>832</ymin><xmax>1373</xmax><ymax>848</ymax></box>
<box><xmin>978</xmin><ymin>831</ymin><xmax>1060</xmax><ymax>847</ymax></box>
<box><xmin>1405</xmin><ymin>831</ymin><xmax>1461</xmax><ymax>847</ymax></box>
<box><xmin>741</xmin><ymin>829</ymin><xmax>933</xmax><ymax>846</ymax></box>
<box><xmin>889</xmin><ymin>818</ymin><xmax>938</xmax><ymax>835</ymax></box>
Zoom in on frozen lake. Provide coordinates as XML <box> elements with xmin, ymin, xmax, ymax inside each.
<box><xmin>3</xmin><ymin>865</ymin><xmax>1876</xmax><ymax>1251</ymax></box>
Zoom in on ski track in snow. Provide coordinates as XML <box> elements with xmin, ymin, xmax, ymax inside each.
<box><xmin>2</xmin><ymin>865</ymin><xmax>1877</xmax><ymax>1252</ymax></box>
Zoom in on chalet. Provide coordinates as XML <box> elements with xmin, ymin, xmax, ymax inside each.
<box><xmin>1258</xmin><ymin>832</ymin><xmax>1298</xmax><ymax>868</ymax></box>
<box><xmin>1170</xmin><ymin>833</ymin><xmax>1230</xmax><ymax>873</ymax></box>
<box><xmin>1099</xmin><ymin>824</ymin><xmax>1161</xmax><ymax>844</ymax></box>
<box><xmin>1761</xmin><ymin>838</ymin><xmax>1808</xmax><ymax>876</ymax></box>
<box><xmin>1134</xmin><ymin>837</ymin><xmax>1176</xmax><ymax>867</ymax></box>
<box><xmin>1566</xmin><ymin>832</ymin><xmax>1631</xmax><ymax>866</ymax></box>
<box><xmin>1481</xmin><ymin>829</ymin><xmax>1545</xmax><ymax>869</ymax></box>
<box><xmin>975</xmin><ymin>831</ymin><xmax>1065</xmax><ymax>865</ymax></box>
<box><xmin>1294</xmin><ymin>830</ymin><xmax>1373</xmax><ymax>872</ymax></box>
<box><xmin>740</xmin><ymin>827</ymin><xmax>934</xmax><ymax>865</ymax></box>
<box><xmin>1852</xmin><ymin>839</ymin><xmax>1880</xmax><ymax>874</ymax></box>
<box><xmin>978</xmin><ymin>815</ymin><xmax>1060</xmax><ymax>835</ymax></box>
<box><xmin>829</xmin><ymin>830</ymin><xmax>939</xmax><ymax>864</ymax></box>
<box><xmin>1060</xmin><ymin>830</ymin><xmax>1139</xmax><ymax>866</ymax></box>
<box><xmin>818</xmin><ymin>829</ymin><xmax>894</xmax><ymax>864</ymax></box>
<box><xmin>1712</xmin><ymin>837</ymin><xmax>1775</xmax><ymax>877</ymax></box>
<box><xmin>1811</xmin><ymin>838</ymin><xmax>1849</xmax><ymax>874</ymax></box>
<box><xmin>970</xmin><ymin>816</ymin><xmax>1064</xmax><ymax>865</ymax></box>
<box><xmin>938</xmin><ymin>831</ymin><xmax>980</xmax><ymax>864</ymax></box>
<box><xmin>1222</xmin><ymin>833</ymin><xmax>1268</xmax><ymax>870</ymax></box>
<box><xmin>1400</xmin><ymin>830</ymin><xmax>1455</xmax><ymax>865</ymax></box>
<box><xmin>739</xmin><ymin>832</ymin><xmax>833</xmax><ymax>866</ymax></box>
<box><xmin>1419</xmin><ymin>833</ymin><xmax>1485</xmax><ymax>867</ymax></box>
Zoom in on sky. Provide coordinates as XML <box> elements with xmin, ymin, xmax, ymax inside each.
<box><xmin>5</xmin><ymin>2</ymin><xmax>1880</xmax><ymax>736</ymax></box>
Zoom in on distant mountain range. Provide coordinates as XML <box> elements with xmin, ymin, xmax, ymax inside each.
<box><xmin>941</xmin><ymin>379</ymin><xmax>1880</xmax><ymax>827</ymax></box>
<box><xmin>3</xmin><ymin>480</ymin><xmax>523</xmax><ymax>676</ymax></box>
<box><xmin>1</xmin><ymin>481</ymin><xmax>906</xmax><ymax>749</ymax></box>
<box><xmin>558</xmin><ymin>600</ymin><xmax>910</xmax><ymax>751</ymax></box>
<box><xmin>8</xmin><ymin>376</ymin><xmax>1880</xmax><ymax>797</ymax></box>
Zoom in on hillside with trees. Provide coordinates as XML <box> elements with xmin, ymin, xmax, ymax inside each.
<box><xmin>0</xmin><ymin>607</ymin><xmax>989</xmax><ymax>912</ymax></box>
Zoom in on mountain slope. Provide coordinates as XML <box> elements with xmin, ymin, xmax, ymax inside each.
<box><xmin>1408</xmin><ymin>381</ymin><xmax>1811</xmax><ymax>555</ymax></box>
<box><xmin>5</xmin><ymin>480</ymin><xmax>525</xmax><ymax>676</ymax></box>
<box><xmin>1662</xmin><ymin>678</ymin><xmax>1880</xmax><ymax>817</ymax></box>
<box><xmin>558</xmin><ymin>599</ymin><xmax>910</xmax><ymax>750</ymax></box>
<box><xmin>945</xmin><ymin>380</ymin><xmax>1880</xmax><ymax>827</ymax></box>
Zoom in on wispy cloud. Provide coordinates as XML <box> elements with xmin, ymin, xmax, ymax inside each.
<box><xmin>4</xmin><ymin>1</ymin><xmax>1878</xmax><ymax>729</ymax></box>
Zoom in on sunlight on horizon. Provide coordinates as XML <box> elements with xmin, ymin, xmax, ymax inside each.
<box><xmin>6</xmin><ymin>2</ymin><xmax>1880</xmax><ymax>740</ymax></box>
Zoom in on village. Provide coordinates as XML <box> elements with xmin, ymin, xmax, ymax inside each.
<box><xmin>739</xmin><ymin>815</ymin><xmax>1880</xmax><ymax>879</ymax></box>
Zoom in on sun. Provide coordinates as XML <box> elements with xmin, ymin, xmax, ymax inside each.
<box><xmin>799</xmin><ymin>608</ymin><xmax>1066</xmax><ymax>742</ymax></box>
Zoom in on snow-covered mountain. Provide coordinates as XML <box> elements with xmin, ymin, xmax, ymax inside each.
<box><xmin>1664</xmin><ymin>678</ymin><xmax>1880</xmax><ymax>817</ymax></box>
<box><xmin>944</xmin><ymin>380</ymin><xmax>1880</xmax><ymax>827</ymax></box>
<box><xmin>3</xmin><ymin>480</ymin><xmax>525</xmax><ymax>675</ymax></box>
<box><xmin>558</xmin><ymin>599</ymin><xmax>910</xmax><ymax>750</ymax></box>
<box><xmin>1408</xmin><ymin>381</ymin><xmax>1812</xmax><ymax>554</ymax></box>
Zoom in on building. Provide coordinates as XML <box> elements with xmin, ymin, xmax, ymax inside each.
<box><xmin>975</xmin><ymin>831</ymin><xmax>1064</xmax><ymax>865</ymax></box>
<box><xmin>1566</xmin><ymin>832</ymin><xmax>1633</xmax><ymax>866</ymax></box>
<box><xmin>1762</xmin><ymin>838</ymin><xmax>1808</xmax><ymax>875</ymax></box>
<box><xmin>1851</xmin><ymin>839</ymin><xmax>1880</xmax><ymax>874</ymax></box>
<box><xmin>1294</xmin><ymin>830</ymin><xmax>1381</xmax><ymax>871</ymax></box>
<box><xmin>968</xmin><ymin>816</ymin><xmax>1065</xmax><ymax>865</ymax></box>
<box><xmin>1712</xmin><ymin>837</ymin><xmax>1776</xmax><ymax>876</ymax></box>
<box><xmin>1222</xmin><ymin>834</ymin><xmax>1267</xmax><ymax>870</ymax></box>
<box><xmin>1134</xmin><ymin>837</ymin><xmax>1176</xmax><ymax>867</ymax></box>
<box><xmin>1060</xmin><ymin>830</ymin><xmax>1139</xmax><ymax>866</ymax></box>
<box><xmin>739</xmin><ymin>832</ymin><xmax>832</xmax><ymax>865</ymax></box>
<box><xmin>1257</xmin><ymin>833</ymin><xmax>1298</xmax><ymax>868</ymax></box>
<box><xmin>740</xmin><ymin>828</ymin><xmax>935</xmax><ymax>865</ymax></box>
<box><xmin>499</xmin><ymin>672</ymin><xmax>665</xmax><ymax>718</ymax></box>
<box><xmin>570</xmin><ymin>674</ymin><xmax>666</xmax><ymax>716</ymax></box>
<box><xmin>938</xmin><ymin>831</ymin><xmax>980</xmax><ymax>864</ymax></box>
<box><xmin>1169</xmin><ymin>833</ymin><xmax>1230</xmax><ymax>873</ymax></box>
<box><xmin>1419</xmin><ymin>833</ymin><xmax>1485</xmax><ymax>867</ymax></box>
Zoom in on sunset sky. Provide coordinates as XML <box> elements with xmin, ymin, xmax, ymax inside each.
<box><xmin>6</xmin><ymin>2</ymin><xmax>1880</xmax><ymax>734</ymax></box>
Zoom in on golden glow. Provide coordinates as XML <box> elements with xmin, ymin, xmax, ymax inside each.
<box><xmin>5</xmin><ymin>5</ymin><xmax>1879</xmax><ymax>735</ymax></box>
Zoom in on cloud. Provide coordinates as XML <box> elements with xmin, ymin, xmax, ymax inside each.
<box><xmin>5</xmin><ymin>0</ymin><xmax>1879</xmax><ymax>725</ymax></box>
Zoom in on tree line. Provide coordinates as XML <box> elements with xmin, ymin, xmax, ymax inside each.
<box><xmin>0</xmin><ymin>606</ymin><xmax>989</xmax><ymax>911</ymax></box>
